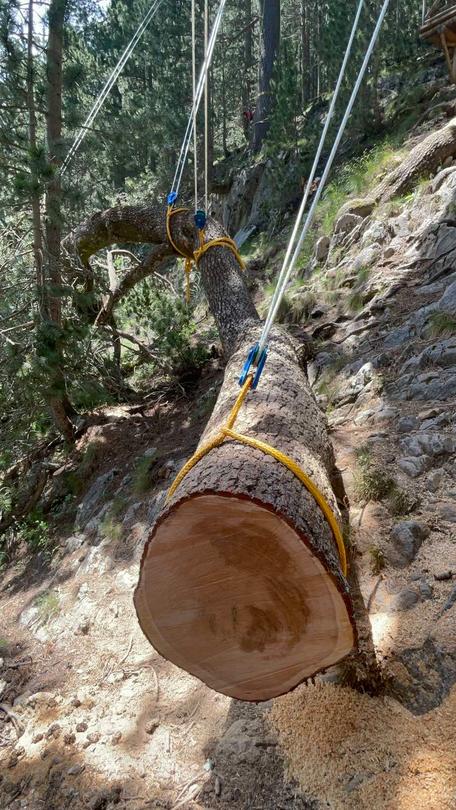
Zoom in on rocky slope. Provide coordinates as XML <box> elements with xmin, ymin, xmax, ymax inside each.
<box><xmin>1</xmin><ymin>106</ymin><xmax>456</xmax><ymax>810</ymax></box>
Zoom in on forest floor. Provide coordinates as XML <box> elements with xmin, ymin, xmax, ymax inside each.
<box><xmin>2</xmin><ymin>108</ymin><xmax>456</xmax><ymax>809</ymax></box>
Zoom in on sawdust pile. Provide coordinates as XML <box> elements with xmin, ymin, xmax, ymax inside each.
<box><xmin>270</xmin><ymin>683</ymin><xmax>456</xmax><ymax>810</ymax></box>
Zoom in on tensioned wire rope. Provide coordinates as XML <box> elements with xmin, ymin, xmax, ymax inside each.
<box><xmin>170</xmin><ymin>0</ymin><xmax>228</xmax><ymax>201</ymax></box>
<box><xmin>260</xmin><ymin>0</ymin><xmax>365</xmax><ymax>354</ymax></box>
<box><xmin>60</xmin><ymin>0</ymin><xmax>166</xmax><ymax>176</ymax></box>
<box><xmin>255</xmin><ymin>0</ymin><xmax>391</xmax><ymax>361</ymax></box>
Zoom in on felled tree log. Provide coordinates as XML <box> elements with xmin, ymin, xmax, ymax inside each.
<box><xmin>373</xmin><ymin>117</ymin><xmax>456</xmax><ymax>202</ymax></box>
<box><xmin>66</xmin><ymin>202</ymin><xmax>356</xmax><ymax>701</ymax></box>
<box><xmin>132</xmin><ymin>212</ymin><xmax>355</xmax><ymax>701</ymax></box>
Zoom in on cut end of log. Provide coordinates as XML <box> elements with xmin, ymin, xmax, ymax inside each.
<box><xmin>134</xmin><ymin>494</ymin><xmax>354</xmax><ymax>701</ymax></box>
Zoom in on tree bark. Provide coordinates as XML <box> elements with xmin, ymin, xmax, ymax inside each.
<box><xmin>44</xmin><ymin>0</ymin><xmax>75</xmax><ymax>442</ymax></box>
<box><xmin>373</xmin><ymin>116</ymin><xmax>456</xmax><ymax>202</ymax></box>
<box><xmin>252</xmin><ymin>0</ymin><xmax>281</xmax><ymax>152</ymax></box>
<box><xmin>26</xmin><ymin>0</ymin><xmax>44</xmax><ymax>315</ymax></box>
<box><xmin>67</xmin><ymin>202</ymin><xmax>360</xmax><ymax>700</ymax></box>
<box><xmin>242</xmin><ymin>0</ymin><xmax>253</xmax><ymax>139</ymax></box>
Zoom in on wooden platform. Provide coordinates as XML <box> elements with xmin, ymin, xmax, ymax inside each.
<box><xmin>420</xmin><ymin>2</ymin><xmax>456</xmax><ymax>81</ymax></box>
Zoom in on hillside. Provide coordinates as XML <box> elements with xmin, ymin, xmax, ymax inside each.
<box><xmin>1</xmin><ymin>58</ymin><xmax>456</xmax><ymax>809</ymax></box>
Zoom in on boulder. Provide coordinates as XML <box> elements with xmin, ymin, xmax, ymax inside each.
<box><xmin>334</xmin><ymin>212</ymin><xmax>363</xmax><ymax>236</ymax></box>
<box><xmin>388</xmin><ymin>520</ymin><xmax>430</xmax><ymax>567</ymax></box>
<box><xmin>315</xmin><ymin>235</ymin><xmax>330</xmax><ymax>263</ymax></box>
<box><xmin>438</xmin><ymin>280</ymin><xmax>456</xmax><ymax>317</ymax></box>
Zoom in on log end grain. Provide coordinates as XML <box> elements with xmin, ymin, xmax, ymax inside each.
<box><xmin>134</xmin><ymin>494</ymin><xmax>354</xmax><ymax>701</ymax></box>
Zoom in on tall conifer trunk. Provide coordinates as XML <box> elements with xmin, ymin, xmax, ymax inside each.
<box><xmin>252</xmin><ymin>0</ymin><xmax>280</xmax><ymax>152</ymax></box>
<box><xmin>44</xmin><ymin>0</ymin><xmax>75</xmax><ymax>442</ymax></box>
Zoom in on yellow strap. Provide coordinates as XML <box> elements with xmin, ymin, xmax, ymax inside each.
<box><xmin>194</xmin><ymin>236</ymin><xmax>246</xmax><ymax>271</ymax></box>
<box><xmin>166</xmin><ymin>208</ymin><xmax>245</xmax><ymax>303</ymax></box>
<box><xmin>166</xmin><ymin>205</ymin><xmax>194</xmax><ymax>303</ymax></box>
<box><xmin>167</xmin><ymin>375</ymin><xmax>348</xmax><ymax>577</ymax></box>
<box><xmin>166</xmin><ymin>205</ymin><xmax>193</xmax><ymax>260</ymax></box>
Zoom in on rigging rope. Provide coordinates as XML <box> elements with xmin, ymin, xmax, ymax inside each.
<box><xmin>192</xmin><ymin>0</ymin><xmax>198</xmax><ymax>211</ymax></box>
<box><xmin>168</xmin><ymin>373</ymin><xmax>348</xmax><ymax>578</ymax></box>
<box><xmin>261</xmin><ymin>0</ymin><xmax>365</xmax><ymax>349</ymax></box>
<box><xmin>170</xmin><ymin>0</ymin><xmax>228</xmax><ymax>200</ymax></box>
<box><xmin>61</xmin><ymin>0</ymin><xmax>165</xmax><ymax>176</ymax></box>
<box><xmin>204</xmin><ymin>0</ymin><xmax>209</xmax><ymax>213</ymax></box>
<box><xmin>256</xmin><ymin>0</ymin><xmax>391</xmax><ymax>359</ymax></box>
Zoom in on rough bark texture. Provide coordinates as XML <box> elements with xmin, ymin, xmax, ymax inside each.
<box><xmin>43</xmin><ymin>0</ymin><xmax>75</xmax><ymax>443</ymax></box>
<box><xmin>252</xmin><ymin>0</ymin><xmax>280</xmax><ymax>152</ymax></box>
<box><xmin>374</xmin><ymin>116</ymin><xmax>456</xmax><ymax>202</ymax></box>
<box><xmin>68</xmin><ymin>201</ymin><xmax>359</xmax><ymax>698</ymax></box>
<box><xmin>155</xmin><ymin>324</ymin><xmax>350</xmax><ymax>597</ymax></box>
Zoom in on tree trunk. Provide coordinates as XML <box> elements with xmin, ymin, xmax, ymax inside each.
<box><xmin>242</xmin><ymin>0</ymin><xmax>253</xmax><ymax>139</ymax></box>
<box><xmin>26</xmin><ymin>0</ymin><xmax>44</xmax><ymax>315</ymax></box>
<box><xmin>132</xmin><ymin>213</ymin><xmax>355</xmax><ymax>701</ymax></box>
<box><xmin>44</xmin><ymin>0</ymin><xmax>75</xmax><ymax>442</ymax></box>
<box><xmin>66</xmin><ymin>202</ymin><xmax>361</xmax><ymax>700</ymax></box>
<box><xmin>251</xmin><ymin>0</ymin><xmax>280</xmax><ymax>153</ymax></box>
<box><xmin>373</xmin><ymin>116</ymin><xmax>456</xmax><ymax>202</ymax></box>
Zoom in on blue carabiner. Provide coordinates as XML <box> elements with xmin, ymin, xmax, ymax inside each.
<box><xmin>194</xmin><ymin>209</ymin><xmax>207</xmax><ymax>230</ymax></box>
<box><xmin>239</xmin><ymin>343</ymin><xmax>258</xmax><ymax>386</ymax></box>
<box><xmin>252</xmin><ymin>346</ymin><xmax>268</xmax><ymax>390</ymax></box>
<box><xmin>167</xmin><ymin>191</ymin><xmax>178</xmax><ymax>206</ymax></box>
<box><xmin>239</xmin><ymin>342</ymin><xmax>268</xmax><ymax>389</ymax></box>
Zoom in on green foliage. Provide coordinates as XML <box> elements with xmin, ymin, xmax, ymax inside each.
<box><xmin>369</xmin><ymin>546</ymin><xmax>386</xmax><ymax>575</ymax></box>
<box><xmin>19</xmin><ymin>516</ymin><xmax>50</xmax><ymax>553</ymax></box>
<box><xmin>120</xmin><ymin>281</ymin><xmax>210</xmax><ymax>380</ymax></box>
<box><xmin>99</xmin><ymin>514</ymin><xmax>123</xmax><ymax>542</ymax></box>
<box><xmin>427</xmin><ymin>312</ymin><xmax>456</xmax><ymax>338</ymax></box>
<box><xmin>354</xmin><ymin>446</ymin><xmax>395</xmax><ymax>502</ymax></box>
<box><xmin>132</xmin><ymin>451</ymin><xmax>158</xmax><ymax>495</ymax></box>
<box><xmin>35</xmin><ymin>590</ymin><xmax>60</xmax><ymax>623</ymax></box>
<box><xmin>388</xmin><ymin>487</ymin><xmax>416</xmax><ymax>516</ymax></box>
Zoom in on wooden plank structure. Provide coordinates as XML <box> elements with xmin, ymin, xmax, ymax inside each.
<box><xmin>420</xmin><ymin>1</ymin><xmax>456</xmax><ymax>82</ymax></box>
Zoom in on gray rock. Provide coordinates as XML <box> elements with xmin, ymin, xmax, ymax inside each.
<box><xmin>421</xmin><ymin>413</ymin><xmax>451</xmax><ymax>430</ymax></box>
<box><xmin>419</xmin><ymin>580</ymin><xmax>434</xmax><ymax>600</ymax></box>
<box><xmin>389</xmin><ymin>588</ymin><xmax>421</xmax><ymax>612</ymax></box>
<box><xmin>374</xmin><ymin>406</ymin><xmax>398</xmax><ymax>423</ymax></box>
<box><xmin>397</xmin><ymin>415</ymin><xmax>418</xmax><ymax>433</ymax></box>
<box><xmin>352</xmin><ymin>244</ymin><xmax>381</xmax><ymax>272</ymax></box>
<box><xmin>393</xmin><ymin>370</ymin><xmax>456</xmax><ymax>402</ymax></box>
<box><xmin>338</xmin><ymin>199</ymin><xmax>375</xmax><ymax>218</ymax></box>
<box><xmin>430</xmin><ymin>166</ymin><xmax>456</xmax><ymax>193</ymax></box>
<box><xmin>388</xmin><ymin>520</ymin><xmax>430</xmax><ymax>566</ymax></box>
<box><xmin>442</xmin><ymin>584</ymin><xmax>456</xmax><ymax>614</ymax></box>
<box><xmin>361</xmin><ymin>220</ymin><xmax>389</xmax><ymax>247</ymax></box>
<box><xmin>402</xmin><ymin>339</ymin><xmax>456</xmax><ymax>373</ymax></box>
<box><xmin>334</xmin><ymin>212</ymin><xmax>363</xmax><ymax>235</ymax></box>
<box><xmin>65</xmin><ymin>534</ymin><xmax>86</xmax><ymax>553</ymax></box>
<box><xmin>438</xmin><ymin>280</ymin><xmax>456</xmax><ymax>317</ymax></box>
<box><xmin>123</xmin><ymin>501</ymin><xmax>143</xmax><ymax>527</ymax></box>
<box><xmin>397</xmin><ymin>456</ymin><xmax>429</xmax><ymax>478</ymax></box>
<box><xmin>78</xmin><ymin>543</ymin><xmax>114</xmax><ymax>576</ymax></box>
<box><xmin>426</xmin><ymin>469</ymin><xmax>445</xmax><ymax>492</ymax></box>
<box><xmin>401</xmin><ymin>432</ymin><xmax>456</xmax><ymax>458</ymax></box>
<box><xmin>390</xmin><ymin>212</ymin><xmax>410</xmax><ymax>238</ymax></box>
<box><xmin>437</xmin><ymin>502</ymin><xmax>456</xmax><ymax>523</ymax></box>
<box><xmin>76</xmin><ymin>468</ymin><xmax>120</xmax><ymax>530</ymax></box>
<box><xmin>315</xmin><ymin>235</ymin><xmax>330</xmax><ymax>262</ymax></box>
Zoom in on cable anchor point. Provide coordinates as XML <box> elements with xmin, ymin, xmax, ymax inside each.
<box><xmin>239</xmin><ymin>342</ymin><xmax>268</xmax><ymax>390</ymax></box>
